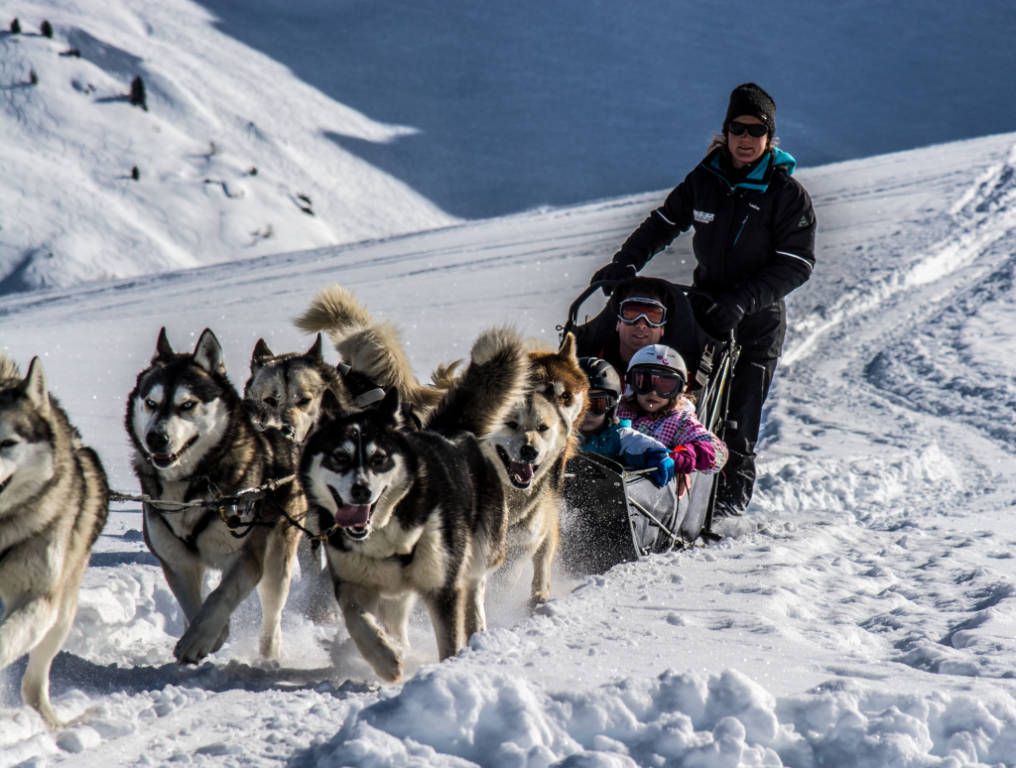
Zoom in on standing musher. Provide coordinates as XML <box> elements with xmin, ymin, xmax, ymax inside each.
<box><xmin>589</xmin><ymin>83</ymin><xmax>817</xmax><ymax>517</ymax></box>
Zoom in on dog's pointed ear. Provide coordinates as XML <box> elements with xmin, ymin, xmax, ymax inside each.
<box><xmin>320</xmin><ymin>386</ymin><xmax>344</xmax><ymax>420</ymax></box>
<box><xmin>251</xmin><ymin>338</ymin><xmax>273</xmax><ymax>368</ymax></box>
<box><xmin>193</xmin><ymin>329</ymin><xmax>226</xmax><ymax>376</ymax></box>
<box><xmin>19</xmin><ymin>356</ymin><xmax>49</xmax><ymax>415</ymax></box>
<box><xmin>307</xmin><ymin>333</ymin><xmax>324</xmax><ymax>362</ymax></box>
<box><xmin>558</xmin><ymin>331</ymin><xmax>577</xmax><ymax>363</ymax></box>
<box><xmin>154</xmin><ymin>327</ymin><xmax>174</xmax><ymax>361</ymax></box>
<box><xmin>378</xmin><ymin>386</ymin><xmax>401</xmax><ymax>422</ymax></box>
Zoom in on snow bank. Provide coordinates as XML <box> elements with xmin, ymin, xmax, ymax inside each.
<box><xmin>304</xmin><ymin>664</ymin><xmax>1016</xmax><ymax>767</ymax></box>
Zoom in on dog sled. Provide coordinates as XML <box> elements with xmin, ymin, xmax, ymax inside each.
<box><xmin>558</xmin><ymin>279</ymin><xmax>740</xmax><ymax>575</ymax></box>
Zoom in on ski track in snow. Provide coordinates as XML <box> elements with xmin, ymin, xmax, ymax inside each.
<box><xmin>5</xmin><ymin>136</ymin><xmax>1016</xmax><ymax>765</ymax></box>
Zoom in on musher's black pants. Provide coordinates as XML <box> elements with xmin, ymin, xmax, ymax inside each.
<box><xmin>701</xmin><ymin>300</ymin><xmax>786</xmax><ymax>511</ymax></box>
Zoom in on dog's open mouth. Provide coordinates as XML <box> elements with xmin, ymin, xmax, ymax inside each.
<box><xmin>148</xmin><ymin>436</ymin><xmax>198</xmax><ymax>469</ymax></box>
<box><xmin>496</xmin><ymin>446</ymin><xmax>536</xmax><ymax>490</ymax></box>
<box><xmin>0</xmin><ymin>474</ymin><xmax>11</xmax><ymax>496</ymax></box>
<box><xmin>327</xmin><ymin>485</ymin><xmax>377</xmax><ymax>540</ymax></box>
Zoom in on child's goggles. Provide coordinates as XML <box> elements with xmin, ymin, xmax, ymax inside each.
<box><xmin>587</xmin><ymin>391</ymin><xmax>617</xmax><ymax>414</ymax></box>
<box><xmin>626</xmin><ymin>366</ymin><xmax>685</xmax><ymax>399</ymax></box>
<box><xmin>617</xmin><ymin>297</ymin><xmax>667</xmax><ymax>327</ymax></box>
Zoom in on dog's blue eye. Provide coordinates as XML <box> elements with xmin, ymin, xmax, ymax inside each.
<box><xmin>179</xmin><ymin>401</ymin><xmax>197</xmax><ymax>411</ymax></box>
<box><xmin>144</xmin><ymin>399</ymin><xmax>158</xmax><ymax>409</ymax></box>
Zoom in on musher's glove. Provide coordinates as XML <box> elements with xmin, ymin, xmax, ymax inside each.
<box><xmin>590</xmin><ymin>261</ymin><xmax>637</xmax><ymax>295</ymax></box>
<box><xmin>700</xmin><ymin>292</ymin><xmax>747</xmax><ymax>338</ymax></box>
<box><xmin>649</xmin><ymin>453</ymin><xmax>675</xmax><ymax>487</ymax></box>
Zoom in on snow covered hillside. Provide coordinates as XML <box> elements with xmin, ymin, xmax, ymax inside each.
<box><xmin>3</xmin><ymin>131</ymin><xmax>1016</xmax><ymax>766</ymax></box>
<box><xmin>3</xmin><ymin>0</ymin><xmax>1016</xmax><ymax>293</ymax></box>
<box><xmin>0</xmin><ymin>0</ymin><xmax>454</xmax><ymax>293</ymax></box>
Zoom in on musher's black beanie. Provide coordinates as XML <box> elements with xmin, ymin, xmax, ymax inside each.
<box><xmin>724</xmin><ymin>83</ymin><xmax>776</xmax><ymax>135</ymax></box>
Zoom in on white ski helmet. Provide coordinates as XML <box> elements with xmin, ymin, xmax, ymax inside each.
<box><xmin>626</xmin><ymin>344</ymin><xmax>686</xmax><ymax>376</ymax></box>
<box><xmin>624</xmin><ymin>344</ymin><xmax>687</xmax><ymax>399</ymax></box>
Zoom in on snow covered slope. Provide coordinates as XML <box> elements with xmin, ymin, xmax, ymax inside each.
<box><xmin>0</xmin><ymin>0</ymin><xmax>453</xmax><ymax>293</ymax></box>
<box><xmin>3</xmin><ymin>132</ymin><xmax>1016</xmax><ymax>766</ymax></box>
<box><xmin>4</xmin><ymin>0</ymin><xmax>1016</xmax><ymax>294</ymax></box>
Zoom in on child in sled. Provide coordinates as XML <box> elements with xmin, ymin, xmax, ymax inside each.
<box><xmin>578</xmin><ymin>356</ymin><xmax>681</xmax><ymax>553</ymax></box>
<box><xmin>578</xmin><ymin>357</ymin><xmax>676</xmax><ymax>484</ymax></box>
<box><xmin>616</xmin><ymin>344</ymin><xmax>728</xmax><ymax>492</ymax></box>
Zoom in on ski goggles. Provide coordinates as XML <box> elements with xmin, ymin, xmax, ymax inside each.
<box><xmin>617</xmin><ymin>297</ymin><xmax>667</xmax><ymax>327</ymax></box>
<box><xmin>626</xmin><ymin>366</ymin><xmax>685</xmax><ymax>399</ymax></box>
<box><xmin>587</xmin><ymin>392</ymin><xmax>617</xmax><ymax>415</ymax></box>
<box><xmin>728</xmin><ymin>120</ymin><xmax>768</xmax><ymax>138</ymax></box>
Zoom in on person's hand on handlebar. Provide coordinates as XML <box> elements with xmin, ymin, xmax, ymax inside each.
<box><xmin>589</xmin><ymin>261</ymin><xmax>636</xmax><ymax>294</ymax></box>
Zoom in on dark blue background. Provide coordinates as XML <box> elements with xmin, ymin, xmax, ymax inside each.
<box><xmin>198</xmin><ymin>0</ymin><xmax>1016</xmax><ymax>218</ymax></box>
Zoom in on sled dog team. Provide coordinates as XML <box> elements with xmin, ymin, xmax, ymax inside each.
<box><xmin>0</xmin><ymin>285</ymin><xmax>588</xmax><ymax>726</ymax></box>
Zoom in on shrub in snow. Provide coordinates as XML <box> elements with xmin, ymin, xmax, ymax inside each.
<box><xmin>41</xmin><ymin>20</ymin><xmax>53</xmax><ymax>38</ymax></box>
<box><xmin>29</xmin><ymin>69</ymin><xmax>38</xmax><ymax>85</ymax></box>
<box><xmin>10</xmin><ymin>18</ymin><xmax>20</xmax><ymax>34</ymax></box>
<box><xmin>129</xmin><ymin>75</ymin><xmax>147</xmax><ymax>111</ymax></box>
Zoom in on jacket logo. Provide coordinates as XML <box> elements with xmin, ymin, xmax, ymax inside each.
<box><xmin>693</xmin><ymin>209</ymin><xmax>715</xmax><ymax>224</ymax></box>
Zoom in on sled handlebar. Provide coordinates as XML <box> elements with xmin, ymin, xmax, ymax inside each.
<box><xmin>562</xmin><ymin>280</ymin><xmax>618</xmax><ymax>336</ymax></box>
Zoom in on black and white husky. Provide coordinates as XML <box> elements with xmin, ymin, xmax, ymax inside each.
<box><xmin>299</xmin><ymin>327</ymin><xmax>528</xmax><ymax>681</ymax></box>
<box><xmin>125</xmin><ymin>328</ymin><xmax>305</xmax><ymax>664</ymax></box>
<box><xmin>0</xmin><ymin>354</ymin><xmax>109</xmax><ymax>726</ymax></box>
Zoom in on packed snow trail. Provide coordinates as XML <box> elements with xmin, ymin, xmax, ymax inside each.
<box><xmin>4</xmin><ymin>134</ymin><xmax>1016</xmax><ymax>766</ymax></box>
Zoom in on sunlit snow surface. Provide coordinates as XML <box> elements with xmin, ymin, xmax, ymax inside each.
<box><xmin>3</xmin><ymin>131</ymin><xmax>1016</xmax><ymax>766</ymax></box>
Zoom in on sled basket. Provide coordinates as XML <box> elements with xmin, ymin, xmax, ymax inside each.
<box><xmin>561</xmin><ymin>451</ymin><xmax>691</xmax><ymax>575</ymax></box>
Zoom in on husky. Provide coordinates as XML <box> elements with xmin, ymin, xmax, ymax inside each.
<box><xmin>242</xmin><ymin>332</ymin><xmax>412</xmax><ymax>624</ymax></box>
<box><xmin>0</xmin><ymin>354</ymin><xmax>109</xmax><ymax>726</ymax></box>
<box><xmin>299</xmin><ymin>327</ymin><xmax>528</xmax><ymax>682</ymax></box>
<box><xmin>243</xmin><ymin>334</ymin><xmax>352</xmax><ymax>444</ymax></box>
<box><xmin>294</xmin><ymin>283</ymin><xmax>451</xmax><ymax>425</ymax></box>
<box><xmin>479</xmin><ymin>332</ymin><xmax>588</xmax><ymax>606</ymax></box>
<box><xmin>243</xmin><ymin>333</ymin><xmax>396</xmax><ymax>444</ymax></box>
<box><xmin>125</xmin><ymin>328</ymin><xmax>304</xmax><ymax>664</ymax></box>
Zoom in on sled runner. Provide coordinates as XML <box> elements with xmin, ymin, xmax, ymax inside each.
<box><xmin>558</xmin><ymin>279</ymin><xmax>740</xmax><ymax>574</ymax></box>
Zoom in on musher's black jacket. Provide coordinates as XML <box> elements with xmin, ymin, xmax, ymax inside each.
<box><xmin>614</xmin><ymin>147</ymin><xmax>816</xmax><ymax>314</ymax></box>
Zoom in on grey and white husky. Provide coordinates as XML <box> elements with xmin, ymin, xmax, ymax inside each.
<box><xmin>299</xmin><ymin>327</ymin><xmax>528</xmax><ymax>681</ymax></box>
<box><xmin>241</xmin><ymin>330</ymin><xmax>426</xmax><ymax>623</ymax></box>
<box><xmin>125</xmin><ymin>328</ymin><xmax>304</xmax><ymax>664</ymax></box>
<box><xmin>243</xmin><ymin>334</ymin><xmax>357</xmax><ymax>444</ymax></box>
<box><xmin>0</xmin><ymin>354</ymin><xmax>108</xmax><ymax>726</ymax></box>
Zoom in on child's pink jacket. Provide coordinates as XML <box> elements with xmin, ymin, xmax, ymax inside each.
<box><xmin>616</xmin><ymin>396</ymin><xmax>728</xmax><ymax>474</ymax></box>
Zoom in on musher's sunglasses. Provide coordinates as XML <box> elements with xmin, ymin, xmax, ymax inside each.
<box><xmin>617</xmin><ymin>297</ymin><xmax>667</xmax><ymax>327</ymax></box>
<box><xmin>627</xmin><ymin>367</ymin><xmax>685</xmax><ymax>399</ymax></box>
<box><xmin>728</xmin><ymin>121</ymin><xmax>768</xmax><ymax>138</ymax></box>
<box><xmin>587</xmin><ymin>392</ymin><xmax>617</xmax><ymax>415</ymax></box>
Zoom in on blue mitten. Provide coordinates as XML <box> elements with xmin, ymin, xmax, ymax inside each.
<box><xmin>650</xmin><ymin>454</ymin><xmax>675</xmax><ymax>487</ymax></box>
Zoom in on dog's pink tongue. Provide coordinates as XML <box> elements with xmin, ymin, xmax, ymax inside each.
<box><xmin>334</xmin><ymin>504</ymin><xmax>370</xmax><ymax>527</ymax></box>
<box><xmin>509</xmin><ymin>461</ymin><xmax>534</xmax><ymax>485</ymax></box>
